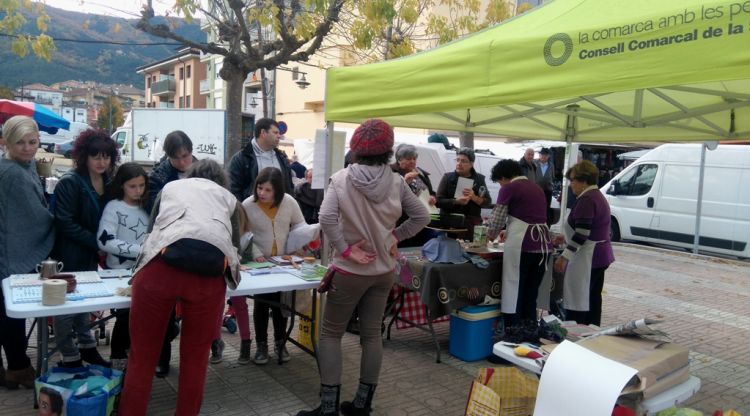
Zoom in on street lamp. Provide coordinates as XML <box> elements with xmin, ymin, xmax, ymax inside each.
<box><xmin>295</xmin><ymin>73</ymin><xmax>310</xmax><ymax>89</ymax></box>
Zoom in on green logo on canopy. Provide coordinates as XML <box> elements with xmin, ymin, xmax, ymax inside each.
<box><xmin>544</xmin><ymin>33</ymin><xmax>574</xmax><ymax>66</ymax></box>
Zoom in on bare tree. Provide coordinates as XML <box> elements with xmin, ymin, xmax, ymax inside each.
<box><xmin>137</xmin><ymin>0</ymin><xmax>345</xmax><ymax>161</ymax></box>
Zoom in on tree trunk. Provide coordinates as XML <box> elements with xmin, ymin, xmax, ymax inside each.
<box><xmin>223</xmin><ymin>63</ymin><xmax>247</xmax><ymax>164</ymax></box>
<box><xmin>459</xmin><ymin>131</ymin><xmax>474</xmax><ymax>149</ymax></box>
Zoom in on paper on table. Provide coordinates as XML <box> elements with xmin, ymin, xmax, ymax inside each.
<box><xmin>533</xmin><ymin>340</ymin><xmax>638</xmax><ymax>416</ymax></box>
<box><xmin>454</xmin><ymin>177</ymin><xmax>474</xmax><ymax>199</ymax></box>
<box><xmin>242</xmin><ymin>261</ymin><xmax>275</xmax><ymax>269</ymax></box>
<box><xmin>418</xmin><ymin>189</ymin><xmax>439</xmax><ymax>214</ymax></box>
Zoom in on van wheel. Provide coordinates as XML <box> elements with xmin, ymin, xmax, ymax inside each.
<box><xmin>64</xmin><ymin>150</ymin><xmax>72</xmax><ymax>159</ymax></box>
<box><xmin>610</xmin><ymin>218</ymin><xmax>621</xmax><ymax>242</ymax></box>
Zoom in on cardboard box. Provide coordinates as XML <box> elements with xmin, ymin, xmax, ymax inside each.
<box><xmin>577</xmin><ymin>335</ymin><xmax>690</xmax><ymax>399</ymax></box>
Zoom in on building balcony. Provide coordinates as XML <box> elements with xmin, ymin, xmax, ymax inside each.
<box><xmin>151</xmin><ymin>78</ymin><xmax>176</xmax><ymax>96</ymax></box>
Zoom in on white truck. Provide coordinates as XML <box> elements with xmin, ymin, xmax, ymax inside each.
<box><xmin>113</xmin><ymin>108</ymin><xmax>228</xmax><ymax>165</ymax></box>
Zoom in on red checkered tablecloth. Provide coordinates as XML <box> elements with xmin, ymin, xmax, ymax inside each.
<box><xmin>389</xmin><ymin>286</ymin><xmax>449</xmax><ymax>329</ymax></box>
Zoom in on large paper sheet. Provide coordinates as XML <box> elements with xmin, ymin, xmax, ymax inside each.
<box><xmin>454</xmin><ymin>177</ymin><xmax>474</xmax><ymax>199</ymax></box>
<box><xmin>533</xmin><ymin>340</ymin><xmax>638</xmax><ymax>416</ymax></box>
<box><xmin>418</xmin><ymin>189</ymin><xmax>439</xmax><ymax>214</ymax></box>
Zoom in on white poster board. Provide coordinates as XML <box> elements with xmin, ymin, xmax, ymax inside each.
<box><xmin>311</xmin><ymin>128</ymin><xmax>346</xmax><ymax>190</ymax></box>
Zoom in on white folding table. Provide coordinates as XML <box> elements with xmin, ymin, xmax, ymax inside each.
<box><xmin>2</xmin><ymin>269</ymin><xmax>320</xmax><ymax>375</ymax></box>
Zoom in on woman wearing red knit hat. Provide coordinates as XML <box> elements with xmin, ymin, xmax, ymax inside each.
<box><xmin>296</xmin><ymin>119</ymin><xmax>430</xmax><ymax>416</ymax></box>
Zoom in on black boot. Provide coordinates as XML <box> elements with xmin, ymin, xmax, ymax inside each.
<box><xmin>340</xmin><ymin>381</ymin><xmax>376</xmax><ymax>415</ymax></box>
<box><xmin>80</xmin><ymin>347</ymin><xmax>111</xmax><ymax>368</ymax></box>
<box><xmin>5</xmin><ymin>366</ymin><xmax>36</xmax><ymax>389</ymax></box>
<box><xmin>155</xmin><ymin>343</ymin><xmax>171</xmax><ymax>378</ymax></box>
<box><xmin>296</xmin><ymin>384</ymin><xmax>340</xmax><ymax>416</ymax></box>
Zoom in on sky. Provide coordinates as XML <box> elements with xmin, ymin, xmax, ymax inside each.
<box><xmin>43</xmin><ymin>0</ymin><xmax>175</xmax><ymax>19</ymax></box>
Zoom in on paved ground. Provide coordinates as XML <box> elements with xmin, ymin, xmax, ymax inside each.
<box><xmin>1</xmin><ymin>244</ymin><xmax>749</xmax><ymax>415</ymax></box>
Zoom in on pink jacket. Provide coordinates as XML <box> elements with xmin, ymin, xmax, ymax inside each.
<box><xmin>320</xmin><ymin>164</ymin><xmax>429</xmax><ymax>276</ymax></box>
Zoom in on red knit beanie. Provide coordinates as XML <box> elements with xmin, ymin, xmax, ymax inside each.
<box><xmin>350</xmin><ymin>119</ymin><xmax>394</xmax><ymax>157</ymax></box>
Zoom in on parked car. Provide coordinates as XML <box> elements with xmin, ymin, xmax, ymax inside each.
<box><xmin>40</xmin><ymin>132</ymin><xmax>71</xmax><ymax>153</ymax></box>
<box><xmin>54</xmin><ymin>139</ymin><xmax>75</xmax><ymax>159</ymax></box>
<box><xmin>39</xmin><ymin>121</ymin><xmax>89</xmax><ymax>153</ymax></box>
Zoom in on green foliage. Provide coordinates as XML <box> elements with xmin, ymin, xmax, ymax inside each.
<box><xmin>346</xmin><ymin>0</ymin><xmax>511</xmax><ymax>61</ymax></box>
<box><xmin>1</xmin><ymin>0</ymin><xmax>55</xmax><ymax>60</ymax></box>
<box><xmin>516</xmin><ymin>2</ymin><xmax>534</xmax><ymax>14</ymax></box>
<box><xmin>96</xmin><ymin>96</ymin><xmax>124</xmax><ymax>133</ymax></box>
<box><xmin>0</xmin><ymin>85</ymin><xmax>14</xmax><ymax>99</ymax></box>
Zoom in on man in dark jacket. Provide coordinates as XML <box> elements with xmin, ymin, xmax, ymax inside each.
<box><xmin>227</xmin><ymin>118</ymin><xmax>294</xmax><ymax>201</ymax></box>
<box><xmin>519</xmin><ymin>147</ymin><xmax>538</xmax><ymax>185</ymax></box>
<box><xmin>534</xmin><ymin>147</ymin><xmax>556</xmax><ymax>225</ymax></box>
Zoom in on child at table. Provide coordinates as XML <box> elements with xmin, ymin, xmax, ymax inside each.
<box><xmin>97</xmin><ymin>163</ymin><xmax>149</xmax><ymax>371</ymax></box>
<box><xmin>214</xmin><ymin>167</ymin><xmax>306</xmax><ymax>366</ymax></box>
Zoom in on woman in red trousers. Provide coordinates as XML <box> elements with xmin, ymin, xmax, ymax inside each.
<box><xmin>119</xmin><ymin>160</ymin><xmax>247</xmax><ymax>416</ymax></box>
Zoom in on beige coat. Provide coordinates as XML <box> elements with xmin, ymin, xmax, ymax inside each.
<box><xmin>243</xmin><ymin>193</ymin><xmax>305</xmax><ymax>258</ymax></box>
<box><xmin>133</xmin><ymin>178</ymin><xmax>242</xmax><ymax>289</ymax></box>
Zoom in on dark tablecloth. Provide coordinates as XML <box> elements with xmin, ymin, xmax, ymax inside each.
<box><xmin>400</xmin><ymin>258</ymin><xmax>502</xmax><ymax>319</ymax></box>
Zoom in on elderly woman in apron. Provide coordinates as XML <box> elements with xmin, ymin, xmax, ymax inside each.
<box><xmin>554</xmin><ymin>160</ymin><xmax>615</xmax><ymax>326</ymax></box>
<box><xmin>487</xmin><ymin>160</ymin><xmax>553</xmax><ymax>329</ymax></box>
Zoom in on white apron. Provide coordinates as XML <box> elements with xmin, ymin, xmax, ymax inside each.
<box><xmin>561</xmin><ymin>221</ymin><xmax>599</xmax><ymax>311</ymax></box>
<box><xmin>501</xmin><ymin>216</ymin><xmax>552</xmax><ymax>314</ymax></box>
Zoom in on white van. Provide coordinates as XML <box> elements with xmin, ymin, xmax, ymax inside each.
<box><xmin>602</xmin><ymin>143</ymin><xmax>750</xmax><ymax>259</ymax></box>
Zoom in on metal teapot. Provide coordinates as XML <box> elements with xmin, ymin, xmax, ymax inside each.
<box><xmin>36</xmin><ymin>258</ymin><xmax>64</xmax><ymax>279</ymax></box>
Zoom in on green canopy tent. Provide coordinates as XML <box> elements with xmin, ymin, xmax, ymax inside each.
<box><xmin>324</xmin><ymin>0</ymin><xmax>750</xmax><ymax>254</ymax></box>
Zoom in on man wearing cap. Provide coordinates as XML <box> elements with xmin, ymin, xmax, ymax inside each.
<box><xmin>427</xmin><ymin>133</ymin><xmax>457</xmax><ymax>150</ymax></box>
<box><xmin>298</xmin><ymin>119</ymin><xmax>429</xmax><ymax>416</ymax></box>
<box><xmin>227</xmin><ymin>117</ymin><xmax>294</xmax><ymax>201</ymax></box>
<box><xmin>535</xmin><ymin>148</ymin><xmax>556</xmax><ymax>225</ymax></box>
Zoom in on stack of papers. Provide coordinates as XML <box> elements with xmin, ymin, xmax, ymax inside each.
<box><xmin>12</xmin><ymin>282</ymin><xmax>113</xmax><ymax>304</ymax></box>
<box><xmin>242</xmin><ymin>261</ymin><xmax>275</xmax><ymax>269</ymax></box>
<box><xmin>269</xmin><ymin>255</ymin><xmax>304</xmax><ymax>265</ymax></box>
<box><xmin>298</xmin><ymin>264</ymin><xmax>328</xmax><ymax>281</ymax></box>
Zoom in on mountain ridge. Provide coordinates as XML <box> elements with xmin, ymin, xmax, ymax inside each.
<box><xmin>0</xmin><ymin>5</ymin><xmax>205</xmax><ymax>89</ymax></box>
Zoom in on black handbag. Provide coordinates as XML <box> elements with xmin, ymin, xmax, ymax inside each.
<box><xmin>160</xmin><ymin>238</ymin><xmax>227</xmax><ymax>276</ymax></box>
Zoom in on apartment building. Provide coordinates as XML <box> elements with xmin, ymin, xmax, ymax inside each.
<box><xmin>137</xmin><ymin>47</ymin><xmax>208</xmax><ymax>109</ymax></box>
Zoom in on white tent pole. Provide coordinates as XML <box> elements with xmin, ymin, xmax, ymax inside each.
<box><xmin>321</xmin><ymin>121</ymin><xmax>335</xmax><ymax>267</ymax></box>
<box><xmin>557</xmin><ymin>104</ymin><xmax>580</xmax><ymax>230</ymax></box>
<box><xmin>693</xmin><ymin>141</ymin><xmax>717</xmax><ymax>254</ymax></box>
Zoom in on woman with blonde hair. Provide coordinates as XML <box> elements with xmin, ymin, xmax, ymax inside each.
<box><xmin>0</xmin><ymin>116</ymin><xmax>55</xmax><ymax>388</ymax></box>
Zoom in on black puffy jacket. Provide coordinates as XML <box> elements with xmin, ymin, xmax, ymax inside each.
<box><xmin>53</xmin><ymin>171</ymin><xmax>109</xmax><ymax>272</ymax></box>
